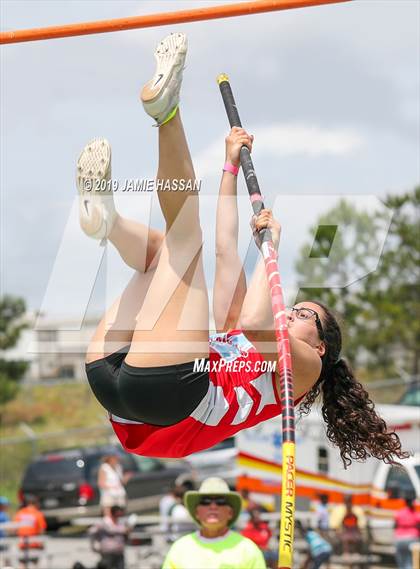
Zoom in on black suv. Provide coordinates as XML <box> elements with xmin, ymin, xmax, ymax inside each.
<box><xmin>19</xmin><ymin>445</ymin><xmax>194</xmax><ymax>527</ymax></box>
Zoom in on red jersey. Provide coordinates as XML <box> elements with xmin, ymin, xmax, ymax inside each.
<box><xmin>342</xmin><ymin>513</ymin><xmax>359</xmax><ymax>529</ymax></box>
<box><xmin>110</xmin><ymin>330</ymin><xmax>298</xmax><ymax>458</ymax></box>
<box><xmin>241</xmin><ymin>521</ymin><xmax>272</xmax><ymax>549</ymax></box>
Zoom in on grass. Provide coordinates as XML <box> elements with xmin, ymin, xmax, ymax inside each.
<box><xmin>1</xmin><ymin>382</ymin><xmax>106</xmax><ymax>435</ymax></box>
<box><xmin>0</xmin><ymin>382</ymin><xmax>111</xmax><ymax>512</ymax></box>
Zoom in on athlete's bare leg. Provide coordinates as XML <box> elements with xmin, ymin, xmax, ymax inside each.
<box><xmin>126</xmin><ymin>110</ymin><xmax>209</xmax><ymax>367</ymax></box>
<box><xmin>109</xmin><ymin>215</ymin><xmax>163</xmax><ymax>272</ymax></box>
<box><xmin>76</xmin><ymin>138</ymin><xmax>166</xmax><ymax>363</ymax></box>
<box><xmin>77</xmin><ymin>142</ymin><xmax>163</xmax><ymax>363</ymax></box>
<box><xmin>85</xmin><ymin>33</ymin><xmax>209</xmax><ymax>368</ymax></box>
<box><xmin>86</xmin><ymin>269</ymin><xmax>156</xmax><ymax>364</ymax></box>
<box><xmin>76</xmin><ymin>136</ymin><xmax>164</xmax><ymax>273</ymax></box>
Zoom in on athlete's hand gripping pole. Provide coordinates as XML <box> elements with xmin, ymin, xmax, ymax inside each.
<box><xmin>217</xmin><ymin>74</ymin><xmax>296</xmax><ymax>569</ymax></box>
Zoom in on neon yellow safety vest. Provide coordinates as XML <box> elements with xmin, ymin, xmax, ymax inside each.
<box><xmin>162</xmin><ymin>530</ymin><xmax>267</xmax><ymax>569</ymax></box>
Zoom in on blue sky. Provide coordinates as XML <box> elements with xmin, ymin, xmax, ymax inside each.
<box><xmin>1</xmin><ymin>0</ymin><xmax>419</xmax><ymax>322</ymax></box>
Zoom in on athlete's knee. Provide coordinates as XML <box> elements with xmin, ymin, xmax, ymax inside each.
<box><xmin>165</xmin><ymin>225</ymin><xmax>203</xmax><ymax>251</ymax></box>
<box><xmin>164</xmin><ymin>195</ymin><xmax>201</xmax><ymax>233</ymax></box>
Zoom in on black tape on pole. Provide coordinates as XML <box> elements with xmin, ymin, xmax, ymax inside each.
<box><xmin>218</xmin><ymin>78</ymin><xmax>243</xmax><ymax>128</ymax></box>
<box><xmin>217</xmin><ymin>74</ymin><xmax>271</xmax><ymax>243</ymax></box>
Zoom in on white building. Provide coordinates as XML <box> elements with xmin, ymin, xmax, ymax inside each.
<box><xmin>29</xmin><ymin>315</ymin><xmax>101</xmax><ymax>381</ymax></box>
<box><xmin>4</xmin><ymin>314</ymin><xmax>100</xmax><ymax>382</ymax></box>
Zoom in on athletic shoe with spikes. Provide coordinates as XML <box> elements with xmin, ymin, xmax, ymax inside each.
<box><xmin>76</xmin><ymin>138</ymin><xmax>116</xmax><ymax>240</ymax></box>
<box><xmin>141</xmin><ymin>32</ymin><xmax>187</xmax><ymax>126</ymax></box>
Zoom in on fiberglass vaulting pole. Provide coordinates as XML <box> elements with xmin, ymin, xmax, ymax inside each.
<box><xmin>217</xmin><ymin>74</ymin><xmax>296</xmax><ymax>569</ymax></box>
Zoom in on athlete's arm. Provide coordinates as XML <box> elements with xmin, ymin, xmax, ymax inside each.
<box><xmin>213</xmin><ymin>127</ymin><xmax>252</xmax><ymax>332</ymax></box>
<box><xmin>239</xmin><ymin>209</ymin><xmax>281</xmax><ymax>332</ymax></box>
<box><xmin>240</xmin><ymin>212</ymin><xmax>321</xmax><ymax>398</ymax></box>
<box><xmin>244</xmin><ymin>328</ymin><xmax>322</xmax><ymax>400</ymax></box>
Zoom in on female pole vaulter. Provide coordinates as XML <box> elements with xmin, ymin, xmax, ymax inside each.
<box><xmin>77</xmin><ymin>32</ymin><xmax>407</xmax><ymax>467</ymax></box>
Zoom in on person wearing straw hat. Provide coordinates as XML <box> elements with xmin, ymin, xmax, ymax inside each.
<box><xmin>162</xmin><ymin>477</ymin><xmax>266</xmax><ymax>569</ymax></box>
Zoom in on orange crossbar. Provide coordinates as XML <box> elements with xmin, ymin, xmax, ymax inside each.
<box><xmin>0</xmin><ymin>0</ymin><xmax>352</xmax><ymax>45</ymax></box>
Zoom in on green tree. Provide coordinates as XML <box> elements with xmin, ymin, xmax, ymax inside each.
<box><xmin>358</xmin><ymin>188</ymin><xmax>420</xmax><ymax>377</ymax></box>
<box><xmin>295</xmin><ymin>198</ymin><xmax>386</xmax><ymax>366</ymax></box>
<box><xmin>0</xmin><ymin>295</ymin><xmax>29</xmax><ymax>405</ymax></box>
<box><xmin>295</xmin><ymin>189</ymin><xmax>419</xmax><ymax>379</ymax></box>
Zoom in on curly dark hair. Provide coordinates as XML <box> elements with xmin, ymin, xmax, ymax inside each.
<box><xmin>298</xmin><ymin>302</ymin><xmax>409</xmax><ymax>468</ymax></box>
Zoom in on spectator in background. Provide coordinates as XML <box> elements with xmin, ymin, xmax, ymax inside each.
<box><xmin>163</xmin><ymin>477</ymin><xmax>266</xmax><ymax>569</ymax></box>
<box><xmin>241</xmin><ymin>507</ymin><xmax>277</xmax><ymax>569</ymax></box>
<box><xmin>330</xmin><ymin>495</ymin><xmax>366</xmax><ymax>554</ymax></box>
<box><xmin>315</xmin><ymin>495</ymin><xmax>330</xmax><ymax>533</ymax></box>
<box><xmin>239</xmin><ymin>488</ymin><xmax>265</xmax><ymax>514</ymax></box>
<box><xmin>159</xmin><ymin>483</ymin><xmax>178</xmax><ymax>537</ymax></box>
<box><xmin>160</xmin><ymin>481</ymin><xmax>195</xmax><ymax>542</ymax></box>
<box><xmin>0</xmin><ymin>496</ymin><xmax>11</xmax><ymax>554</ymax></box>
<box><xmin>0</xmin><ymin>496</ymin><xmax>10</xmax><ymax>537</ymax></box>
<box><xmin>89</xmin><ymin>505</ymin><xmax>134</xmax><ymax>569</ymax></box>
<box><xmin>97</xmin><ymin>453</ymin><xmax>129</xmax><ymax>518</ymax></box>
<box><xmin>394</xmin><ymin>494</ymin><xmax>420</xmax><ymax>569</ymax></box>
<box><xmin>296</xmin><ymin>520</ymin><xmax>332</xmax><ymax>569</ymax></box>
<box><xmin>168</xmin><ymin>481</ymin><xmax>195</xmax><ymax>542</ymax></box>
<box><xmin>13</xmin><ymin>495</ymin><xmax>47</xmax><ymax>569</ymax></box>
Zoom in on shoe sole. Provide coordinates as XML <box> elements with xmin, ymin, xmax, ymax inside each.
<box><xmin>141</xmin><ymin>32</ymin><xmax>187</xmax><ymax>104</ymax></box>
<box><xmin>76</xmin><ymin>138</ymin><xmax>111</xmax><ymax>192</ymax></box>
<box><xmin>76</xmin><ymin>138</ymin><xmax>112</xmax><ymax>237</ymax></box>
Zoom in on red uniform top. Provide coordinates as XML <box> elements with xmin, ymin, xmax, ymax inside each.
<box><xmin>110</xmin><ymin>330</ymin><xmax>300</xmax><ymax>458</ymax></box>
<box><xmin>241</xmin><ymin>521</ymin><xmax>272</xmax><ymax>549</ymax></box>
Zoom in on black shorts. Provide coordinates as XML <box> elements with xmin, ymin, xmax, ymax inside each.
<box><xmin>85</xmin><ymin>347</ymin><xmax>209</xmax><ymax>426</ymax></box>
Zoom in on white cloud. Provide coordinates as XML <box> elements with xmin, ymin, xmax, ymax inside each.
<box><xmin>194</xmin><ymin>123</ymin><xmax>364</xmax><ymax>178</ymax></box>
<box><xmin>253</xmin><ymin>124</ymin><xmax>364</xmax><ymax>157</ymax></box>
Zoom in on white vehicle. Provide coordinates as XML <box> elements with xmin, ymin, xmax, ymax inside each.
<box><xmin>235</xmin><ymin>404</ymin><xmax>420</xmax><ymax>542</ymax></box>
